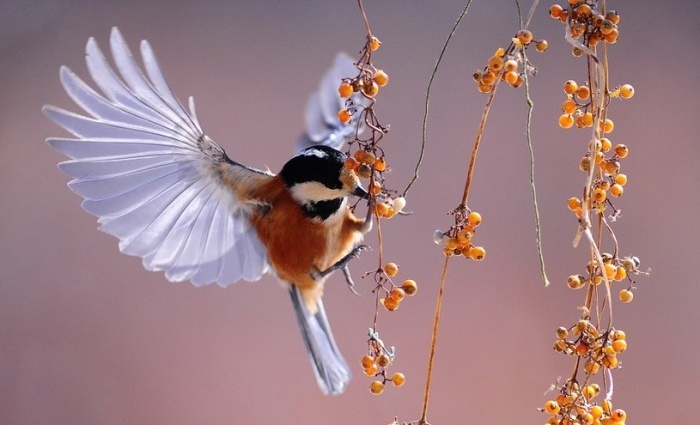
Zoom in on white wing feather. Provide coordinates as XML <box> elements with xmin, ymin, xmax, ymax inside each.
<box><xmin>298</xmin><ymin>53</ymin><xmax>370</xmax><ymax>152</ymax></box>
<box><xmin>44</xmin><ymin>27</ymin><xmax>269</xmax><ymax>286</ymax></box>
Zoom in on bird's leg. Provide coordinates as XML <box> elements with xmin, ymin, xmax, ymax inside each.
<box><xmin>311</xmin><ymin>245</ymin><xmax>370</xmax><ymax>290</ymax></box>
<box><xmin>342</xmin><ymin>266</ymin><xmax>361</xmax><ymax>296</ymax></box>
<box><xmin>357</xmin><ymin>196</ymin><xmax>374</xmax><ymax>234</ymax></box>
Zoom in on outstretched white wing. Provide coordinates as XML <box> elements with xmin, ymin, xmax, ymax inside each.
<box><xmin>44</xmin><ymin>27</ymin><xmax>270</xmax><ymax>286</ymax></box>
<box><xmin>298</xmin><ymin>53</ymin><xmax>370</xmax><ymax>152</ymax></box>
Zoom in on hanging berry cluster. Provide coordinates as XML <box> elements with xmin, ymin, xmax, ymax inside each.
<box><xmin>434</xmin><ymin>208</ymin><xmax>485</xmax><ymax>261</ymax></box>
<box><xmin>341</xmin><ymin>1</ymin><xmax>418</xmax><ymax>396</ymax></box>
<box><xmin>542</xmin><ymin>2</ymin><xmax>648</xmax><ymax>424</ymax></box>
<box><xmin>472</xmin><ymin>29</ymin><xmax>547</xmax><ymax>94</ymax></box>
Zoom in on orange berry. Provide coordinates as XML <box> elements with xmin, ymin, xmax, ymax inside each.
<box><xmin>562</xmin><ymin>98</ymin><xmax>577</xmax><ymax>114</ymax></box>
<box><xmin>602</xmin><ymin>399</ymin><xmax>613</xmax><ymax>414</ymax></box>
<box><xmin>390</xmin><ymin>287</ymin><xmax>406</xmax><ymax>301</ymax></box>
<box><xmin>361</xmin><ymin>355</ymin><xmax>375</xmax><ymax>370</ymax></box>
<box><xmin>375</xmin><ymin>202</ymin><xmax>390</xmax><ymax>217</ymax></box>
<box><xmin>614</xmin><ymin>173</ymin><xmax>628</xmax><ymax>186</ymax></box>
<box><xmin>600</xmin><ymin>118</ymin><xmax>615</xmax><ymax>133</ymax></box>
<box><xmin>374</xmin><ymin>70</ymin><xmax>389</xmax><ymax>87</ymax></box>
<box><xmin>402</xmin><ymin>279</ymin><xmax>418</xmax><ymax>295</ymax></box>
<box><xmin>468</xmin><ymin>246</ymin><xmax>486</xmax><ymax>261</ymax></box>
<box><xmin>384</xmin><ymin>262</ymin><xmax>399</xmax><ymax>277</ymax></box>
<box><xmin>369</xmin><ymin>36</ymin><xmax>381</xmax><ymax>51</ymax></box>
<box><xmin>480</xmin><ymin>71</ymin><xmax>496</xmax><ymax>85</ymax></box>
<box><xmin>581</xmin><ymin>112</ymin><xmax>594</xmax><ymax>127</ymax></box>
<box><xmin>600</xmin><ymin>137</ymin><xmax>612</xmax><ymax>152</ymax></box>
<box><xmin>363</xmin><ymin>81</ymin><xmax>380</xmax><ymax>97</ymax></box>
<box><xmin>600</xmin><ymin>19</ymin><xmax>615</xmax><ymax>35</ymax></box>
<box><xmin>544</xmin><ymin>400</ymin><xmax>561</xmax><ymax>415</ymax></box>
<box><xmin>517</xmin><ymin>29</ymin><xmax>534</xmax><ymax>45</ymax></box>
<box><xmin>374</xmin><ymin>157</ymin><xmax>387</xmax><ymax>172</ymax></box>
<box><xmin>614</xmin><ymin>144</ymin><xmax>628</xmax><ymax>158</ymax></box>
<box><xmin>593</xmin><ymin>188</ymin><xmax>607</xmax><ymax>203</ymax></box>
<box><xmin>338</xmin><ymin>81</ymin><xmax>353</xmax><ymax>98</ymax></box>
<box><xmin>567</xmin><ymin>197</ymin><xmax>582</xmax><ymax>211</ymax></box>
<box><xmin>610</xmin><ymin>183</ymin><xmax>624</xmax><ymax>197</ymax></box>
<box><xmin>585</xmin><ymin>359</ymin><xmax>601</xmax><ymax>375</ymax></box>
<box><xmin>604</xmin><ymin>263</ymin><xmax>617</xmax><ymax>279</ymax></box>
<box><xmin>477</xmin><ymin>83</ymin><xmax>493</xmax><ymax>94</ymax></box>
<box><xmin>504</xmin><ymin>70</ymin><xmax>520</xmax><ymax>86</ymax></box>
<box><xmin>363</xmin><ymin>363</ymin><xmax>378</xmax><ymax>376</ymax></box>
<box><xmin>391</xmin><ymin>372</ymin><xmax>406</xmax><ymax>387</ymax></box>
<box><xmin>369</xmin><ymin>380</ymin><xmax>385</xmax><ymax>395</ymax></box>
<box><xmin>337</xmin><ymin>108</ymin><xmax>352</xmax><ymax>124</ymax></box>
<box><xmin>487</xmin><ymin>55</ymin><xmax>505</xmax><ymax>72</ymax></box>
<box><xmin>559</xmin><ymin>114</ymin><xmax>575</xmax><ymax>129</ymax></box>
<box><xmin>576</xmin><ymin>85</ymin><xmax>591</xmax><ymax>100</ymax></box>
<box><xmin>590</xmin><ymin>405</ymin><xmax>604</xmax><ymax>419</ymax></box>
<box><xmin>576</xmin><ymin>342</ymin><xmax>589</xmax><ymax>356</ymax></box>
<box><xmin>382</xmin><ymin>296</ymin><xmax>400</xmax><ymax>311</ymax></box>
<box><xmin>567</xmin><ymin>274</ymin><xmax>584</xmax><ymax>289</ymax></box>
<box><xmin>549</xmin><ymin>4</ymin><xmax>564</xmax><ymax>19</ymax></box>
<box><xmin>344</xmin><ymin>157</ymin><xmax>359</xmax><ymax>170</ymax></box>
<box><xmin>467</xmin><ymin>211</ymin><xmax>482</xmax><ymax>227</ymax></box>
<box><xmin>535</xmin><ymin>39</ymin><xmax>548</xmax><ymax>52</ymax></box>
<box><xmin>620</xmin><ymin>84</ymin><xmax>635</xmax><ymax>99</ymax></box>
<box><xmin>576</xmin><ymin>3</ymin><xmax>592</xmax><ymax>18</ymax></box>
<box><xmin>504</xmin><ymin>59</ymin><xmax>518</xmax><ymax>72</ymax></box>
<box><xmin>612</xmin><ymin>339</ymin><xmax>627</xmax><ymax>353</ymax></box>
<box><xmin>604</xmin><ymin>28</ymin><xmax>620</xmax><ymax>44</ymax></box>
<box><xmin>619</xmin><ymin>289</ymin><xmax>634</xmax><ymax>303</ymax></box>
<box><xmin>564</xmin><ymin>79</ymin><xmax>578</xmax><ymax>95</ymax></box>
<box><xmin>614</xmin><ymin>264</ymin><xmax>627</xmax><ymax>281</ymax></box>
<box><xmin>611</xmin><ymin>409</ymin><xmax>626</xmax><ymax>423</ymax></box>
<box><xmin>611</xmin><ymin>329</ymin><xmax>626</xmax><ymax>340</ymax></box>
<box><xmin>376</xmin><ymin>353</ymin><xmax>391</xmax><ymax>367</ymax></box>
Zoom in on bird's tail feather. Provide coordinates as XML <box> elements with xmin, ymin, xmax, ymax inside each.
<box><xmin>289</xmin><ymin>285</ymin><xmax>350</xmax><ymax>395</ymax></box>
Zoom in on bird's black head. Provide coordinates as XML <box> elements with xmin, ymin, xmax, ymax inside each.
<box><xmin>280</xmin><ymin>146</ymin><xmax>366</xmax><ymax>219</ymax></box>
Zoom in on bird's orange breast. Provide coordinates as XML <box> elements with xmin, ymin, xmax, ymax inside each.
<box><xmin>249</xmin><ymin>177</ymin><xmax>363</xmax><ymax>295</ymax></box>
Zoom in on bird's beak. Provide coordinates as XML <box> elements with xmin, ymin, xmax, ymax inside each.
<box><xmin>353</xmin><ymin>185</ymin><xmax>369</xmax><ymax>199</ymax></box>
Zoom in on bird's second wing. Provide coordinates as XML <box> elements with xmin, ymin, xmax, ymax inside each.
<box><xmin>297</xmin><ymin>53</ymin><xmax>370</xmax><ymax>152</ymax></box>
<box><xmin>44</xmin><ymin>27</ymin><xmax>270</xmax><ymax>286</ymax></box>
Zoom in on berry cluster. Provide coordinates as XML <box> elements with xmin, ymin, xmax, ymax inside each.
<box><xmin>361</xmin><ymin>328</ymin><xmax>407</xmax><ymax>395</ymax></box>
<box><xmin>543</xmin><ymin>2</ymin><xmax>647</xmax><ymax>424</ymax></box>
<box><xmin>549</xmin><ymin>2</ymin><xmax>621</xmax><ymax>54</ymax></box>
<box><xmin>434</xmin><ymin>208</ymin><xmax>486</xmax><ymax>261</ymax></box>
<box><xmin>558</xmin><ymin>79</ymin><xmax>634</xmax><ymax>131</ymax></box>
<box><xmin>337</xmin><ymin>36</ymin><xmax>388</xmax><ymax>124</ymax></box>
<box><xmin>338</xmin><ymin>21</ymin><xmax>416</xmax><ymax>395</ymax></box>
<box><xmin>553</xmin><ymin>324</ymin><xmax>628</xmax><ymax>374</ymax></box>
<box><xmin>359</xmin><ymin>262</ymin><xmax>417</xmax><ymax>395</ymax></box>
<box><xmin>472</xmin><ymin>29</ymin><xmax>547</xmax><ymax>93</ymax></box>
<box><xmin>543</xmin><ymin>386</ymin><xmax>628</xmax><ymax>425</ymax></box>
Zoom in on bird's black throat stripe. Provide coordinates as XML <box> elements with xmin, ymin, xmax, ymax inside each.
<box><xmin>302</xmin><ymin>198</ymin><xmax>343</xmax><ymax>220</ymax></box>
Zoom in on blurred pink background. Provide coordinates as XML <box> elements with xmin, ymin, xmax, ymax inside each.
<box><xmin>2</xmin><ymin>1</ymin><xmax>698</xmax><ymax>423</ymax></box>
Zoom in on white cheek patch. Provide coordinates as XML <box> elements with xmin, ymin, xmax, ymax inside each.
<box><xmin>290</xmin><ymin>181</ymin><xmax>340</xmax><ymax>203</ymax></box>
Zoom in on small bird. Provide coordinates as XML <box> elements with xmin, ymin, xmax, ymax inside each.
<box><xmin>44</xmin><ymin>27</ymin><xmax>373</xmax><ymax>395</ymax></box>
